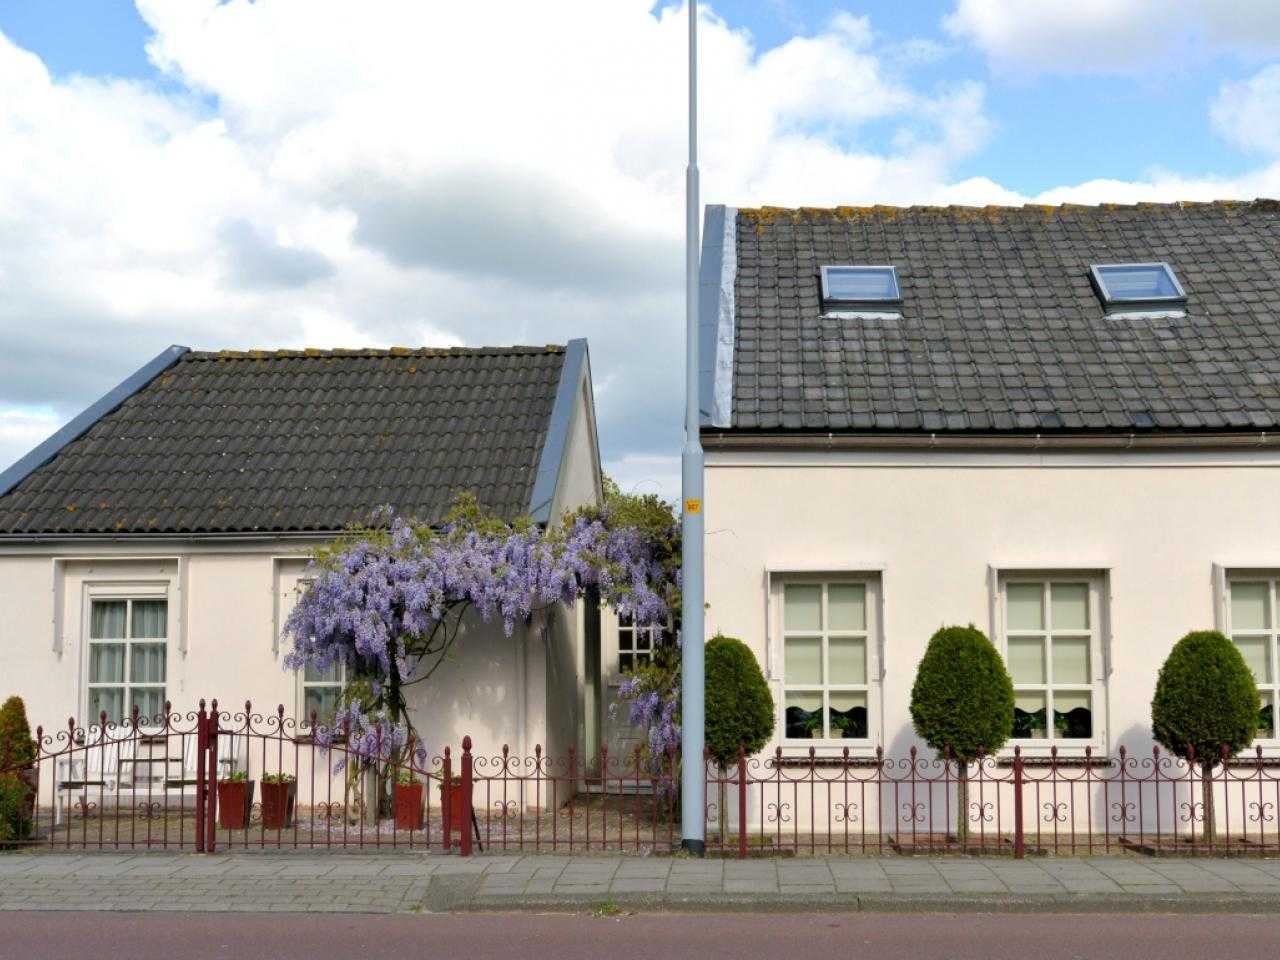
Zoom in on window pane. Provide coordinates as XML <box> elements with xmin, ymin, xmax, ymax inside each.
<box><xmin>1095</xmin><ymin>263</ymin><xmax>1180</xmax><ymax>301</ymax></box>
<box><xmin>784</xmin><ymin>691</ymin><xmax>823</xmax><ymax>739</ymax></box>
<box><xmin>1234</xmin><ymin>636</ymin><xmax>1272</xmax><ymax>683</ymax></box>
<box><xmin>304</xmin><ymin>687</ymin><xmax>340</xmax><ymax>723</ymax></box>
<box><xmin>1007</xmin><ymin>584</ymin><xmax>1044</xmax><ymax>631</ymax></box>
<box><xmin>828</xmin><ymin>584</ymin><xmax>866</xmax><ymax>631</ymax></box>
<box><xmin>1013</xmin><ymin>692</ymin><xmax>1047</xmax><ymax>739</ymax></box>
<box><xmin>90</xmin><ymin>601</ymin><xmax>126</xmax><ymax>639</ymax></box>
<box><xmin>829</xmin><ymin>692</ymin><xmax>868</xmax><ymax>739</ymax></box>
<box><xmin>784</xmin><ymin>585</ymin><xmax>821</xmax><ymax>631</ymax></box>
<box><xmin>618</xmin><ymin>632</ymin><xmax>633</xmax><ymax>651</ymax></box>
<box><xmin>619</xmin><ymin>653</ymin><xmax>634</xmax><ymax>673</ymax></box>
<box><xmin>89</xmin><ymin>644</ymin><xmax>125</xmax><ymax>683</ymax></box>
<box><xmin>131</xmin><ymin>600</ymin><xmax>167</xmax><ymax>639</ymax></box>
<box><xmin>1050</xmin><ymin>584</ymin><xmax>1088</xmax><ymax>631</ymax></box>
<box><xmin>88</xmin><ymin>688</ymin><xmax>123</xmax><ymax>725</ymax></box>
<box><xmin>130</xmin><ymin>643</ymin><xmax>167</xmax><ymax>684</ymax></box>
<box><xmin>303</xmin><ymin>661</ymin><xmax>340</xmax><ymax>684</ymax></box>
<box><xmin>1007</xmin><ymin>637</ymin><xmax>1045</xmax><ymax>684</ymax></box>
<box><xmin>1259</xmin><ymin>691</ymin><xmax>1274</xmax><ymax>741</ymax></box>
<box><xmin>1052</xmin><ymin>637</ymin><xmax>1090</xmax><ymax>684</ymax></box>
<box><xmin>131</xmin><ymin>688</ymin><xmax>165</xmax><ymax>722</ymax></box>
<box><xmin>1053</xmin><ymin>691</ymin><xmax>1092</xmax><ymax>739</ymax></box>
<box><xmin>829</xmin><ymin>636</ymin><xmax>866</xmax><ymax>685</ymax></box>
<box><xmin>784</xmin><ymin>636</ymin><xmax>822</xmax><ymax>685</ymax></box>
<box><xmin>1232</xmin><ymin>582</ymin><xmax>1270</xmax><ymax>631</ymax></box>
<box><xmin>823</xmin><ymin>266</ymin><xmax>898</xmax><ymax>302</ymax></box>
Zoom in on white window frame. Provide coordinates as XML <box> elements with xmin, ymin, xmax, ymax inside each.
<box><xmin>996</xmin><ymin>572</ymin><xmax>1108</xmax><ymax>756</ymax></box>
<box><xmin>281</xmin><ymin>575</ymin><xmax>348</xmax><ymax>725</ymax></box>
<box><xmin>774</xmin><ymin>574</ymin><xmax>882</xmax><ymax>756</ymax></box>
<box><xmin>616</xmin><ymin>613</ymin><xmax>668</xmax><ymax>676</ymax></box>
<box><xmin>1224</xmin><ymin>575</ymin><xmax>1280</xmax><ymax>750</ymax></box>
<box><xmin>82</xmin><ymin>581</ymin><xmax>170</xmax><ymax>728</ymax></box>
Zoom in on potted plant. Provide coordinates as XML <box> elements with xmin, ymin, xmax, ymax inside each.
<box><xmin>393</xmin><ymin>769</ymin><xmax>424</xmax><ymax>831</ymax></box>
<box><xmin>216</xmin><ymin>770</ymin><xmax>255</xmax><ymax>830</ymax></box>
<box><xmin>438</xmin><ymin>775</ymin><xmax>467</xmax><ymax>835</ymax></box>
<box><xmin>260</xmin><ymin>773</ymin><xmax>296</xmax><ymax>830</ymax></box>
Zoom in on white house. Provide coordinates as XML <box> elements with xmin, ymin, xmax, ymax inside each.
<box><xmin>0</xmin><ymin>342</ymin><xmax>609</xmax><ymax>767</ymax></box>
<box><xmin>697</xmin><ymin>199</ymin><xmax>1280</xmax><ymax>774</ymax></box>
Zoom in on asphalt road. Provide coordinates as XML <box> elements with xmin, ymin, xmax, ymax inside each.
<box><xmin>1</xmin><ymin>911</ymin><xmax>1277</xmax><ymax>960</ymax></box>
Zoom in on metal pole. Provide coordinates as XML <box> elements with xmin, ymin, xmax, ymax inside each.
<box><xmin>680</xmin><ymin>0</ymin><xmax>706</xmax><ymax>857</ymax></box>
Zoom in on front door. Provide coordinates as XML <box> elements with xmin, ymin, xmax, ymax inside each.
<box><xmin>601</xmin><ymin>611</ymin><xmax>666</xmax><ymax>773</ymax></box>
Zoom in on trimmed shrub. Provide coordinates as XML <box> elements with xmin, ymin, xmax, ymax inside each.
<box><xmin>1152</xmin><ymin>631</ymin><xmax>1260</xmax><ymax>762</ymax></box>
<box><xmin>0</xmin><ymin>696</ymin><xmax>35</xmax><ymax>846</ymax></box>
<box><xmin>910</xmin><ymin>625</ymin><xmax>1015</xmax><ymax>762</ymax></box>
<box><xmin>1152</xmin><ymin>630</ymin><xmax>1260</xmax><ymax>842</ymax></box>
<box><xmin>0</xmin><ymin>697</ymin><xmax>35</xmax><ymax>773</ymax></box>
<box><xmin>705</xmin><ymin>634</ymin><xmax>773</xmax><ymax>767</ymax></box>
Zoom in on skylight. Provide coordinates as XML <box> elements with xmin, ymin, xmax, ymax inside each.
<box><xmin>820</xmin><ymin>265</ymin><xmax>901</xmax><ymax>307</ymax></box>
<box><xmin>1090</xmin><ymin>263</ymin><xmax>1186</xmax><ymax>307</ymax></box>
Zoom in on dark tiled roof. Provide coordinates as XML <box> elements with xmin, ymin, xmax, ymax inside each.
<box><xmin>726</xmin><ymin>200</ymin><xmax>1280</xmax><ymax>433</ymax></box>
<box><xmin>0</xmin><ymin>346</ymin><xmax>567</xmax><ymax>534</ymax></box>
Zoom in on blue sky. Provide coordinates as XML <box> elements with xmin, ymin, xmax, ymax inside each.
<box><xmin>1</xmin><ymin>1</ymin><xmax>1279</xmax><ymax>498</ymax></box>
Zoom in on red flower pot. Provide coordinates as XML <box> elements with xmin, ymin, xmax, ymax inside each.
<box><xmin>260</xmin><ymin>780</ymin><xmax>296</xmax><ymax>830</ymax></box>
<box><xmin>438</xmin><ymin>778</ymin><xmax>470</xmax><ymax>835</ymax></box>
<box><xmin>393</xmin><ymin>781</ymin><xmax>424</xmax><ymax>831</ymax></box>
<box><xmin>217</xmin><ymin>780</ymin><xmax>255</xmax><ymax>830</ymax></box>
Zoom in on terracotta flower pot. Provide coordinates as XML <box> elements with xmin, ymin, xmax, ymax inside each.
<box><xmin>438</xmin><ymin>777</ymin><xmax>469</xmax><ymax>835</ymax></box>
<box><xmin>217</xmin><ymin>780</ymin><xmax>255</xmax><ymax>830</ymax></box>
<box><xmin>393</xmin><ymin>781</ymin><xmax>424</xmax><ymax>831</ymax></box>
<box><xmin>260</xmin><ymin>780</ymin><xmax>296</xmax><ymax>830</ymax></box>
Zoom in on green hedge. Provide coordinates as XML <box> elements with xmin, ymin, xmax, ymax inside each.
<box><xmin>910</xmin><ymin>625</ymin><xmax>1014</xmax><ymax>762</ymax></box>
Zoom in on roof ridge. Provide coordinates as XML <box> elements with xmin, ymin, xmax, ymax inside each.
<box><xmin>183</xmin><ymin>344</ymin><xmax>567</xmax><ymax>361</ymax></box>
<box><xmin>737</xmin><ymin>198</ymin><xmax>1280</xmax><ymax>223</ymax></box>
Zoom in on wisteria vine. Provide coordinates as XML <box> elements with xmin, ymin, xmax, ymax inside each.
<box><xmin>283</xmin><ymin>492</ymin><xmax>681</xmax><ymax>775</ymax></box>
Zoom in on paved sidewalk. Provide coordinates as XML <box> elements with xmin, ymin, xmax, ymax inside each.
<box><xmin>3</xmin><ymin>853</ymin><xmax>1280</xmax><ymax>913</ymax></box>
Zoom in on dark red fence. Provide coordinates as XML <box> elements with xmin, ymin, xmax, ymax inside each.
<box><xmin>3</xmin><ymin>703</ymin><xmax>1277</xmax><ymax>857</ymax></box>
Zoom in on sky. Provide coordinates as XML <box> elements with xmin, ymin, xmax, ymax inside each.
<box><xmin>3</xmin><ymin>2</ymin><xmax>1280</xmax><ymax>503</ymax></box>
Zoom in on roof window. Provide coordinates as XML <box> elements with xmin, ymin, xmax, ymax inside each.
<box><xmin>1090</xmin><ymin>263</ymin><xmax>1185</xmax><ymax>310</ymax></box>
<box><xmin>820</xmin><ymin>265</ymin><xmax>901</xmax><ymax>309</ymax></box>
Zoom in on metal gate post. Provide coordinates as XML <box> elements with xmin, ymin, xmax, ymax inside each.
<box><xmin>195</xmin><ymin>701</ymin><xmax>207</xmax><ymax>853</ymax></box>
<box><xmin>206</xmin><ymin>701</ymin><xmax>219</xmax><ymax>853</ymax></box>
<box><xmin>1013</xmin><ymin>747</ymin><xmax>1025</xmax><ymax>860</ymax></box>
<box><xmin>460</xmin><ymin>736</ymin><xmax>474</xmax><ymax>857</ymax></box>
<box><xmin>737</xmin><ymin>746</ymin><xmax>747</xmax><ymax>860</ymax></box>
<box><xmin>442</xmin><ymin>747</ymin><xmax>452</xmax><ymax>853</ymax></box>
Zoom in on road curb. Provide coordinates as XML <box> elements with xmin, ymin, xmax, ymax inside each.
<box><xmin>456</xmin><ymin>891</ymin><xmax>1280</xmax><ymax>915</ymax></box>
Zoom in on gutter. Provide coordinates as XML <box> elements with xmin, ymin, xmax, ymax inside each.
<box><xmin>0</xmin><ymin>344</ymin><xmax>190</xmax><ymax>498</ymax></box>
<box><xmin>0</xmin><ymin>530</ymin><xmax>346</xmax><ymax>545</ymax></box>
<box><xmin>700</xmin><ymin>431</ymin><xmax>1279</xmax><ymax>452</ymax></box>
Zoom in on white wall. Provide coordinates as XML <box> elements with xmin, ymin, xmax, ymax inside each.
<box><xmin>704</xmin><ymin>447</ymin><xmax>1280</xmax><ymax>765</ymax></box>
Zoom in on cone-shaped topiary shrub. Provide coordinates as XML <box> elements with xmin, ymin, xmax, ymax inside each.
<box><xmin>1152</xmin><ymin>630</ymin><xmax>1261</xmax><ymax>841</ymax></box>
<box><xmin>705</xmin><ymin>634</ymin><xmax>773</xmax><ymax>767</ymax></box>
<box><xmin>910</xmin><ymin>625</ymin><xmax>1014</xmax><ymax>844</ymax></box>
<box><xmin>0</xmin><ymin>697</ymin><xmax>35</xmax><ymax>773</ymax></box>
<box><xmin>0</xmin><ymin>696</ymin><xmax>36</xmax><ymax>846</ymax></box>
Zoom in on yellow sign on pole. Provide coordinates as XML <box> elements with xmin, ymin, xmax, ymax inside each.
<box><xmin>684</xmin><ymin>498</ymin><xmax>702</xmax><ymax>514</ymax></box>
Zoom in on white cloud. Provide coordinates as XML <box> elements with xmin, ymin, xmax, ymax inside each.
<box><xmin>0</xmin><ymin>1</ymin><xmax>998</xmax><ymax>501</ymax></box>
<box><xmin>945</xmin><ymin>0</ymin><xmax>1280</xmax><ymax>73</ymax></box>
<box><xmin>0</xmin><ymin>408</ymin><xmax>63</xmax><ymax>478</ymax></box>
<box><xmin>1212</xmin><ymin>64</ymin><xmax>1280</xmax><ymax>155</ymax></box>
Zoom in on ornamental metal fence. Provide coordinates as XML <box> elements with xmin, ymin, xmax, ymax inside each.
<box><xmin>2</xmin><ymin>701</ymin><xmax>1277</xmax><ymax>857</ymax></box>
